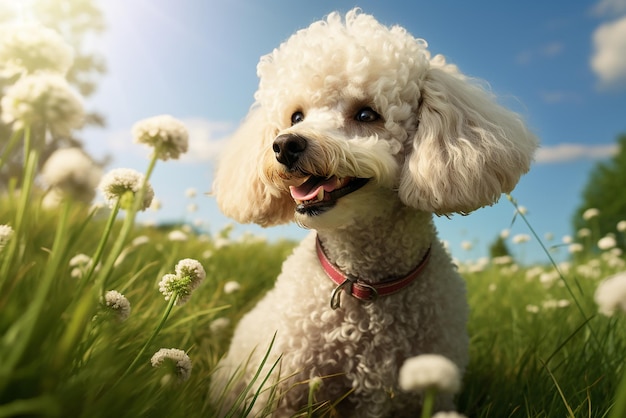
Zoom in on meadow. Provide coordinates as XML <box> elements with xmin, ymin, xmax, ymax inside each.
<box><xmin>2</xmin><ymin>19</ymin><xmax>626</xmax><ymax>418</ymax></box>
<box><xmin>1</xmin><ymin>154</ymin><xmax>626</xmax><ymax>418</ymax></box>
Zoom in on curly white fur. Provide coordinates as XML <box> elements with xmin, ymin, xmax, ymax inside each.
<box><xmin>212</xmin><ymin>9</ymin><xmax>537</xmax><ymax>417</ymax></box>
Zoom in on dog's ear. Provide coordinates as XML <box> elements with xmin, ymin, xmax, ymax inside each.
<box><xmin>213</xmin><ymin>107</ymin><xmax>295</xmax><ymax>226</ymax></box>
<box><xmin>398</xmin><ymin>56</ymin><xmax>538</xmax><ymax>215</ymax></box>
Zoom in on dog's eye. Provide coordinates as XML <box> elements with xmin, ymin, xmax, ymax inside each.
<box><xmin>291</xmin><ymin>111</ymin><xmax>305</xmax><ymax>126</ymax></box>
<box><xmin>355</xmin><ymin>107</ymin><xmax>380</xmax><ymax>123</ymax></box>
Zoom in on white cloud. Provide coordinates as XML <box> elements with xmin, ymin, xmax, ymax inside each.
<box><xmin>535</xmin><ymin>143</ymin><xmax>618</xmax><ymax>164</ymax></box>
<box><xmin>591</xmin><ymin>0</ymin><xmax>626</xmax><ymax>17</ymax></box>
<box><xmin>179</xmin><ymin>118</ymin><xmax>234</xmax><ymax>163</ymax></box>
<box><xmin>591</xmin><ymin>16</ymin><xmax>626</xmax><ymax>88</ymax></box>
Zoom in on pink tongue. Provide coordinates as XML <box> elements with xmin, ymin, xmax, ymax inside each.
<box><xmin>290</xmin><ymin>176</ymin><xmax>339</xmax><ymax>201</ymax></box>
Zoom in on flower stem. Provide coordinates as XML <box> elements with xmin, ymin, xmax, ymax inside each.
<box><xmin>79</xmin><ymin>200</ymin><xmax>120</xmax><ymax>292</ymax></box>
<box><xmin>95</xmin><ymin>154</ymin><xmax>159</xmax><ymax>296</ymax></box>
<box><xmin>0</xmin><ymin>126</ymin><xmax>37</xmax><ymax>288</ymax></box>
<box><xmin>0</xmin><ymin>128</ymin><xmax>23</xmax><ymax>171</ymax></box>
<box><xmin>420</xmin><ymin>387</ymin><xmax>437</xmax><ymax>418</ymax></box>
<box><xmin>115</xmin><ymin>293</ymin><xmax>178</xmax><ymax>385</ymax></box>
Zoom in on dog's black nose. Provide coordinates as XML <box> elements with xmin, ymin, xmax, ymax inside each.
<box><xmin>272</xmin><ymin>134</ymin><xmax>307</xmax><ymax>168</ymax></box>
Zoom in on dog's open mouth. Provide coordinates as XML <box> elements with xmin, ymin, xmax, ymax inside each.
<box><xmin>289</xmin><ymin>175</ymin><xmax>369</xmax><ymax>215</ymax></box>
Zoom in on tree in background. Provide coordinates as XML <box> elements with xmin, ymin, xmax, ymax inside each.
<box><xmin>572</xmin><ymin>134</ymin><xmax>626</xmax><ymax>253</ymax></box>
<box><xmin>489</xmin><ymin>234</ymin><xmax>512</xmax><ymax>259</ymax></box>
<box><xmin>0</xmin><ymin>0</ymin><xmax>106</xmax><ymax>189</ymax></box>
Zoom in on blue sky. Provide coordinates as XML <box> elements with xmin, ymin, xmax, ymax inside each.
<box><xmin>76</xmin><ymin>0</ymin><xmax>626</xmax><ymax>264</ymax></box>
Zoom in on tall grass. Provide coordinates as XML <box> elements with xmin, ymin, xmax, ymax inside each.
<box><xmin>1</xmin><ymin>171</ymin><xmax>625</xmax><ymax>417</ymax></box>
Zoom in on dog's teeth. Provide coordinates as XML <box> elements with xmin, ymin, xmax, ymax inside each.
<box><xmin>316</xmin><ymin>188</ymin><xmax>324</xmax><ymax>201</ymax></box>
<box><xmin>295</xmin><ymin>199</ymin><xmax>303</xmax><ymax>205</ymax></box>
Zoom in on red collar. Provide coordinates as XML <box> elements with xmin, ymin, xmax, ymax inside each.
<box><xmin>315</xmin><ymin>235</ymin><xmax>431</xmax><ymax>309</ymax></box>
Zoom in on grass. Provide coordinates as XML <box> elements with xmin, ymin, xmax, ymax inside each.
<box><xmin>1</xmin><ymin>177</ymin><xmax>625</xmax><ymax>418</ymax></box>
<box><xmin>0</xmin><ymin>100</ymin><xmax>624</xmax><ymax>418</ymax></box>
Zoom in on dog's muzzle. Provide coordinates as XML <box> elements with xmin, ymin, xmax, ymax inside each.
<box><xmin>273</xmin><ymin>134</ymin><xmax>307</xmax><ymax>169</ymax></box>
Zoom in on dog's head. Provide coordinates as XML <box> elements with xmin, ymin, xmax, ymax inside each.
<box><xmin>214</xmin><ymin>9</ymin><xmax>538</xmax><ymax>229</ymax></box>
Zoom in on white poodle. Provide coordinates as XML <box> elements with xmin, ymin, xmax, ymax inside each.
<box><xmin>212</xmin><ymin>9</ymin><xmax>537</xmax><ymax>417</ymax></box>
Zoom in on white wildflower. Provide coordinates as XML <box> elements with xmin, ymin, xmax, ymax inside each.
<box><xmin>598</xmin><ymin>235</ymin><xmax>617</xmax><ymax>250</ymax></box>
<box><xmin>209</xmin><ymin>317</ymin><xmax>230</xmax><ymax>333</ymax></box>
<box><xmin>103</xmin><ymin>290</ymin><xmax>131</xmax><ymax>321</ymax></box>
<box><xmin>99</xmin><ymin>168</ymin><xmax>154</xmax><ymax>211</ymax></box>
<box><xmin>542</xmin><ymin>299</ymin><xmax>571</xmax><ymax>309</ymax></box>
<box><xmin>0</xmin><ymin>224</ymin><xmax>14</xmax><ymax>249</ymax></box>
<box><xmin>132</xmin><ymin>115</ymin><xmax>189</xmax><ymax>161</ymax></box>
<box><xmin>158</xmin><ymin>259</ymin><xmax>206</xmax><ymax>306</ymax></box>
<box><xmin>398</xmin><ymin>354</ymin><xmax>461</xmax><ymax>394</ymax></box>
<box><xmin>525</xmin><ymin>266</ymin><xmax>544</xmax><ymax>282</ymax></box>
<box><xmin>69</xmin><ymin>253</ymin><xmax>93</xmax><ymax>278</ymax></box>
<box><xmin>185</xmin><ymin>187</ymin><xmax>197</xmax><ymax>198</ymax></box>
<box><xmin>150</xmin><ymin>348</ymin><xmax>192</xmax><ymax>382</ymax></box>
<box><xmin>132</xmin><ymin>235</ymin><xmax>150</xmax><ymax>246</ymax></box>
<box><xmin>492</xmin><ymin>255</ymin><xmax>513</xmax><ymax>265</ymax></box>
<box><xmin>168</xmin><ymin>230</ymin><xmax>188</xmax><ymax>241</ymax></box>
<box><xmin>460</xmin><ymin>241</ymin><xmax>473</xmax><ymax>251</ymax></box>
<box><xmin>0</xmin><ymin>23</ymin><xmax>74</xmax><ymax>76</ymax></box>
<box><xmin>617</xmin><ymin>220</ymin><xmax>626</xmax><ymax>232</ymax></box>
<box><xmin>516</xmin><ymin>206</ymin><xmax>528</xmax><ymax>215</ymax></box>
<box><xmin>41</xmin><ymin>147</ymin><xmax>102</xmax><ymax>203</ymax></box>
<box><xmin>500</xmin><ymin>229</ymin><xmax>510</xmax><ymax>239</ymax></box>
<box><xmin>568</xmin><ymin>243</ymin><xmax>584</xmax><ymax>253</ymax></box>
<box><xmin>512</xmin><ymin>234</ymin><xmax>530</xmax><ymax>244</ymax></box>
<box><xmin>562</xmin><ymin>235</ymin><xmax>573</xmax><ymax>244</ymax></box>
<box><xmin>595</xmin><ymin>271</ymin><xmax>626</xmax><ymax>316</ymax></box>
<box><xmin>577</xmin><ymin>228</ymin><xmax>591</xmax><ymax>238</ymax></box>
<box><xmin>544</xmin><ymin>232</ymin><xmax>554</xmax><ymax>241</ymax></box>
<box><xmin>432</xmin><ymin>412</ymin><xmax>467</xmax><ymax>418</ymax></box>
<box><xmin>582</xmin><ymin>208</ymin><xmax>600</xmax><ymax>221</ymax></box>
<box><xmin>223</xmin><ymin>280</ymin><xmax>241</xmax><ymax>294</ymax></box>
<box><xmin>526</xmin><ymin>305</ymin><xmax>540</xmax><ymax>313</ymax></box>
<box><xmin>1</xmin><ymin>73</ymin><xmax>84</xmax><ymax>136</ymax></box>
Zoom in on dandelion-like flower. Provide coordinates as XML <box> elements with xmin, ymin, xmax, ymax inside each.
<box><xmin>223</xmin><ymin>280</ymin><xmax>241</xmax><ymax>294</ymax></box>
<box><xmin>150</xmin><ymin>348</ymin><xmax>192</xmax><ymax>382</ymax></box>
<box><xmin>617</xmin><ymin>220</ymin><xmax>626</xmax><ymax>232</ymax></box>
<box><xmin>1</xmin><ymin>72</ymin><xmax>84</xmax><ymax>136</ymax></box>
<box><xmin>598</xmin><ymin>235</ymin><xmax>617</xmax><ymax>250</ymax></box>
<box><xmin>582</xmin><ymin>208</ymin><xmax>600</xmax><ymax>221</ymax></box>
<box><xmin>209</xmin><ymin>317</ymin><xmax>230</xmax><ymax>333</ymax></box>
<box><xmin>568</xmin><ymin>243</ymin><xmax>584</xmax><ymax>254</ymax></box>
<box><xmin>512</xmin><ymin>234</ymin><xmax>530</xmax><ymax>244</ymax></box>
<box><xmin>103</xmin><ymin>290</ymin><xmax>131</xmax><ymax>321</ymax></box>
<box><xmin>41</xmin><ymin>147</ymin><xmax>102</xmax><ymax>203</ymax></box>
<box><xmin>577</xmin><ymin>228</ymin><xmax>591</xmax><ymax>238</ymax></box>
<box><xmin>158</xmin><ymin>259</ymin><xmax>206</xmax><ymax>306</ymax></box>
<box><xmin>432</xmin><ymin>412</ymin><xmax>467</xmax><ymax>418</ymax></box>
<box><xmin>595</xmin><ymin>271</ymin><xmax>626</xmax><ymax>316</ymax></box>
<box><xmin>0</xmin><ymin>224</ymin><xmax>14</xmax><ymax>249</ymax></box>
<box><xmin>168</xmin><ymin>230</ymin><xmax>188</xmax><ymax>241</ymax></box>
<box><xmin>0</xmin><ymin>23</ymin><xmax>74</xmax><ymax>76</ymax></box>
<box><xmin>132</xmin><ymin>115</ymin><xmax>189</xmax><ymax>161</ymax></box>
<box><xmin>99</xmin><ymin>168</ymin><xmax>154</xmax><ymax>211</ymax></box>
<box><xmin>398</xmin><ymin>354</ymin><xmax>461</xmax><ymax>394</ymax></box>
<box><xmin>69</xmin><ymin>253</ymin><xmax>93</xmax><ymax>278</ymax></box>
